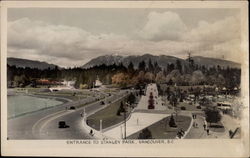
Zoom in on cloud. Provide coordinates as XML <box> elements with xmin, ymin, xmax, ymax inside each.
<box><xmin>7</xmin><ymin>12</ymin><xmax>242</xmax><ymax>67</ymax></box>
<box><xmin>139</xmin><ymin>11</ymin><xmax>187</xmax><ymax>41</ymax></box>
<box><xmin>8</xmin><ymin>18</ymin><xmax>128</xmax><ymax>67</ymax></box>
<box><xmin>184</xmin><ymin>16</ymin><xmax>240</xmax><ymax>44</ymax></box>
<box><xmin>183</xmin><ymin>15</ymin><xmax>241</xmax><ymax>62</ymax></box>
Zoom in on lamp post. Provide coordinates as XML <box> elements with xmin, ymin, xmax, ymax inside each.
<box><xmin>83</xmin><ymin>107</ymin><xmax>86</xmax><ymax>120</ymax></box>
<box><xmin>78</xmin><ymin>94</ymin><xmax>80</xmax><ymax>104</ymax></box>
<box><xmin>120</xmin><ymin>126</ymin><xmax>123</xmax><ymax>139</ymax></box>
<box><xmin>100</xmin><ymin>119</ymin><xmax>103</xmax><ymax>133</ymax></box>
<box><xmin>124</xmin><ymin>107</ymin><xmax>127</xmax><ymax>139</ymax></box>
<box><xmin>124</xmin><ymin>102</ymin><xmax>131</xmax><ymax>139</ymax></box>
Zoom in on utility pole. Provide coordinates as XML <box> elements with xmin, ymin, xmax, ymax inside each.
<box><xmin>120</xmin><ymin>126</ymin><xmax>123</xmax><ymax>139</ymax></box>
<box><xmin>188</xmin><ymin>52</ymin><xmax>191</xmax><ymax>63</ymax></box>
<box><xmin>124</xmin><ymin>102</ymin><xmax>131</xmax><ymax>139</ymax></box>
<box><xmin>83</xmin><ymin>107</ymin><xmax>86</xmax><ymax>120</ymax></box>
<box><xmin>124</xmin><ymin>107</ymin><xmax>126</xmax><ymax>139</ymax></box>
<box><xmin>100</xmin><ymin>119</ymin><xmax>102</xmax><ymax>133</ymax></box>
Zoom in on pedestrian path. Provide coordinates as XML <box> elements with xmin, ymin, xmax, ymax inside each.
<box><xmin>101</xmin><ymin>83</ymin><xmax>170</xmax><ymax>139</ymax></box>
<box><xmin>136</xmin><ymin>83</ymin><xmax>166</xmax><ymax>111</ymax></box>
<box><xmin>102</xmin><ymin>112</ymin><xmax>168</xmax><ymax>139</ymax></box>
<box><xmin>185</xmin><ymin>115</ymin><xmax>230</xmax><ymax>139</ymax></box>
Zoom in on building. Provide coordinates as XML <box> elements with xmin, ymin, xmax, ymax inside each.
<box><xmin>95</xmin><ymin>76</ymin><xmax>103</xmax><ymax>88</ymax></box>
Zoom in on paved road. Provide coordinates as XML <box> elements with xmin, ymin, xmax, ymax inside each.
<box><xmin>7</xmin><ymin>89</ymin><xmax>129</xmax><ymax>140</ymax></box>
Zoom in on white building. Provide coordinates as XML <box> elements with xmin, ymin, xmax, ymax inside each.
<box><xmin>49</xmin><ymin>80</ymin><xmax>75</xmax><ymax>92</ymax></box>
<box><xmin>95</xmin><ymin>76</ymin><xmax>102</xmax><ymax>87</ymax></box>
<box><xmin>62</xmin><ymin>80</ymin><xmax>75</xmax><ymax>87</ymax></box>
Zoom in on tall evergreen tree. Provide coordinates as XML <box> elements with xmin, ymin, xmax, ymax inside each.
<box><xmin>138</xmin><ymin>61</ymin><xmax>146</xmax><ymax>72</ymax></box>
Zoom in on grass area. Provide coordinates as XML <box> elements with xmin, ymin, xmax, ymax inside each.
<box><xmin>128</xmin><ymin>115</ymin><xmax>191</xmax><ymax>139</ymax></box>
<box><xmin>208</xmin><ymin>121</ymin><xmax>225</xmax><ymax>133</ymax></box>
<box><xmin>32</xmin><ymin>92</ymin><xmax>86</xmax><ymax>101</ymax></box>
<box><xmin>31</xmin><ymin>89</ymin><xmax>99</xmax><ymax>101</ymax></box>
<box><xmin>165</xmin><ymin>101</ymin><xmax>202</xmax><ymax>112</ymax></box>
<box><xmin>87</xmin><ymin>96</ymin><xmax>130</xmax><ymax>131</ymax></box>
<box><xmin>159</xmin><ymin>84</ymin><xmax>215</xmax><ymax>91</ymax></box>
<box><xmin>176</xmin><ymin>101</ymin><xmax>202</xmax><ymax>111</ymax></box>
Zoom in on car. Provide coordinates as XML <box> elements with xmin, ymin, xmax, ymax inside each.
<box><xmin>58</xmin><ymin>121</ymin><xmax>69</xmax><ymax>128</ymax></box>
<box><xmin>69</xmin><ymin>106</ymin><xmax>76</xmax><ymax>110</ymax></box>
<box><xmin>100</xmin><ymin>101</ymin><xmax>105</xmax><ymax>105</ymax></box>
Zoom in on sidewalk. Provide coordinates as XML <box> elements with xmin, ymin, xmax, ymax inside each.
<box><xmin>185</xmin><ymin>115</ymin><xmax>230</xmax><ymax>139</ymax></box>
<box><xmin>102</xmin><ymin>83</ymin><xmax>170</xmax><ymax>139</ymax></box>
<box><xmin>103</xmin><ymin>112</ymin><xmax>168</xmax><ymax>139</ymax></box>
<box><xmin>136</xmin><ymin>84</ymin><xmax>167</xmax><ymax>111</ymax></box>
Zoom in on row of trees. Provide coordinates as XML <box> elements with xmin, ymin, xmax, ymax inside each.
<box><xmin>7</xmin><ymin>58</ymin><xmax>240</xmax><ymax>89</ymax></box>
<box><xmin>111</xmin><ymin>68</ymin><xmax>240</xmax><ymax>89</ymax></box>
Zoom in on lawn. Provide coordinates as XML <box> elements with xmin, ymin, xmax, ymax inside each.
<box><xmin>87</xmin><ymin>96</ymin><xmax>130</xmax><ymax>130</ymax></box>
<box><xmin>165</xmin><ymin>101</ymin><xmax>202</xmax><ymax>112</ymax></box>
<box><xmin>128</xmin><ymin>115</ymin><xmax>191</xmax><ymax>139</ymax></box>
<box><xmin>176</xmin><ymin>101</ymin><xmax>202</xmax><ymax>111</ymax></box>
<box><xmin>208</xmin><ymin>121</ymin><xmax>225</xmax><ymax>133</ymax></box>
<box><xmin>33</xmin><ymin>92</ymin><xmax>84</xmax><ymax>101</ymax></box>
<box><xmin>159</xmin><ymin>84</ymin><xmax>215</xmax><ymax>92</ymax></box>
<box><xmin>32</xmin><ymin>90</ymin><xmax>100</xmax><ymax>101</ymax></box>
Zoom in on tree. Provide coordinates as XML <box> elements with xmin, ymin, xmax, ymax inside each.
<box><xmin>191</xmin><ymin>70</ymin><xmax>205</xmax><ymax>85</ymax></box>
<box><xmin>128</xmin><ymin>62</ymin><xmax>134</xmax><ymax>74</ymax></box>
<box><xmin>183</xmin><ymin>74</ymin><xmax>192</xmax><ymax>86</ymax></box>
<box><xmin>111</xmin><ymin>72</ymin><xmax>130</xmax><ymax>88</ymax></box>
<box><xmin>169</xmin><ymin>115</ymin><xmax>177</xmax><ymax>127</ymax></box>
<box><xmin>127</xmin><ymin>93</ymin><xmax>136</xmax><ymax>105</ymax></box>
<box><xmin>169</xmin><ymin>94</ymin><xmax>178</xmax><ymax>107</ymax></box>
<box><xmin>154</xmin><ymin>62</ymin><xmax>161</xmax><ymax>74</ymax></box>
<box><xmin>138</xmin><ymin>128</ymin><xmax>152</xmax><ymax>139</ymax></box>
<box><xmin>193</xmin><ymin>87</ymin><xmax>201</xmax><ymax>103</ymax></box>
<box><xmin>176</xmin><ymin>60</ymin><xmax>182</xmax><ymax>74</ymax></box>
<box><xmin>215</xmin><ymin>74</ymin><xmax>226</xmax><ymax>87</ymax></box>
<box><xmin>117</xmin><ymin>102</ymin><xmax>125</xmax><ymax>116</ymax></box>
<box><xmin>137</xmin><ymin>71</ymin><xmax>145</xmax><ymax>84</ymax></box>
<box><xmin>14</xmin><ymin>74</ymin><xmax>29</xmax><ymax>87</ymax></box>
<box><xmin>144</xmin><ymin>72</ymin><xmax>155</xmax><ymax>83</ymax></box>
<box><xmin>166</xmin><ymin>70</ymin><xmax>181</xmax><ymax>85</ymax></box>
<box><xmin>205</xmin><ymin>108</ymin><xmax>222</xmax><ymax>126</ymax></box>
<box><xmin>199</xmin><ymin>97</ymin><xmax>212</xmax><ymax>107</ymax></box>
<box><xmin>155</xmin><ymin>71</ymin><xmax>166</xmax><ymax>84</ymax></box>
<box><xmin>167</xmin><ymin>63</ymin><xmax>175</xmax><ymax>73</ymax></box>
<box><xmin>148</xmin><ymin>59</ymin><xmax>154</xmax><ymax>73</ymax></box>
<box><xmin>138</xmin><ymin>61</ymin><xmax>146</xmax><ymax>72</ymax></box>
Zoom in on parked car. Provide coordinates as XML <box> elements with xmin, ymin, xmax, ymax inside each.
<box><xmin>181</xmin><ymin>106</ymin><xmax>186</xmax><ymax>110</ymax></box>
<box><xmin>100</xmin><ymin>101</ymin><xmax>105</xmax><ymax>105</ymax></box>
<box><xmin>69</xmin><ymin>106</ymin><xmax>76</xmax><ymax>110</ymax></box>
<box><xmin>58</xmin><ymin>121</ymin><xmax>69</xmax><ymax>128</ymax></box>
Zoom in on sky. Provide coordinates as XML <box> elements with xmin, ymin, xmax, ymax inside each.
<box><xmin>7</xmin><ymin>8</ymin><xmax>241</xmax><ymax>68</ymax></box>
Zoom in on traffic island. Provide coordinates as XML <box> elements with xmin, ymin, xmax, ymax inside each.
<box><xmin>86</xmin><ymin>95</ymin><xmax>130</xmax><ymax>130</ymax></box>
<box><xmin>127</xmin><ymin>115</ymin><xmax>191</xmax><ymax>139</ymax></box>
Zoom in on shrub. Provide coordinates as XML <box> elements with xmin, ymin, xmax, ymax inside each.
<box><xmin>169</xmin><ymin>115</ymin><xmax>177</xmax><ymax>127</ymax></box>
<box><xmin>205</xmin><ymin>108</ymin><xmax>222</xmax><ymax>126</ymax></box>
<box><xmin>138</xmin><ymin>128</ymin><xmax>152</xmax><ymax>139</ymax></box>
<box><xmin>196</xmin><ymin>106</ymin><xmax>201</xmax><ymax>109</ymax></box>
<box><xmin>181</xmin><ymin>106</ymin><xmax>186</xmax><ymax>110</ymax></box>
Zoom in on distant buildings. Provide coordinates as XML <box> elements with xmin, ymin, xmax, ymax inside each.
<box><xmin>36</xmin><ymin>79</ymin><xmax>61</xmax><ymax>86</ymax></box>
<box><xmin>95</xmin><ymin>76</ymin><xmax>103</xmax><ymax>88</ymax></box>
<box><xmin>47</xmin><ymin>80</ymin><xmax>75</xmax><ymax>92</ymax></box>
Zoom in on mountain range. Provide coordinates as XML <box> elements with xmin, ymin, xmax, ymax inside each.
<box><xmin>82</xmin><ymin>54</ymin><xmax>241</xmax><ymax>69</ymax></box>
<box><xmin>7</xmin><ymin>57</ymin><xmax>57</xmax><ymax>70</ymax></box>
<box><xmin>7</xmin><ymin>54</ymin><xmax>241</xmax><ymax>70</ymax></box>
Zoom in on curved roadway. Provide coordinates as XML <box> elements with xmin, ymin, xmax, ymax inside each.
<box><xmin>8</xmin><ymin>90</ymin><xmax>128</xmax><ymax>140</ymax></box>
